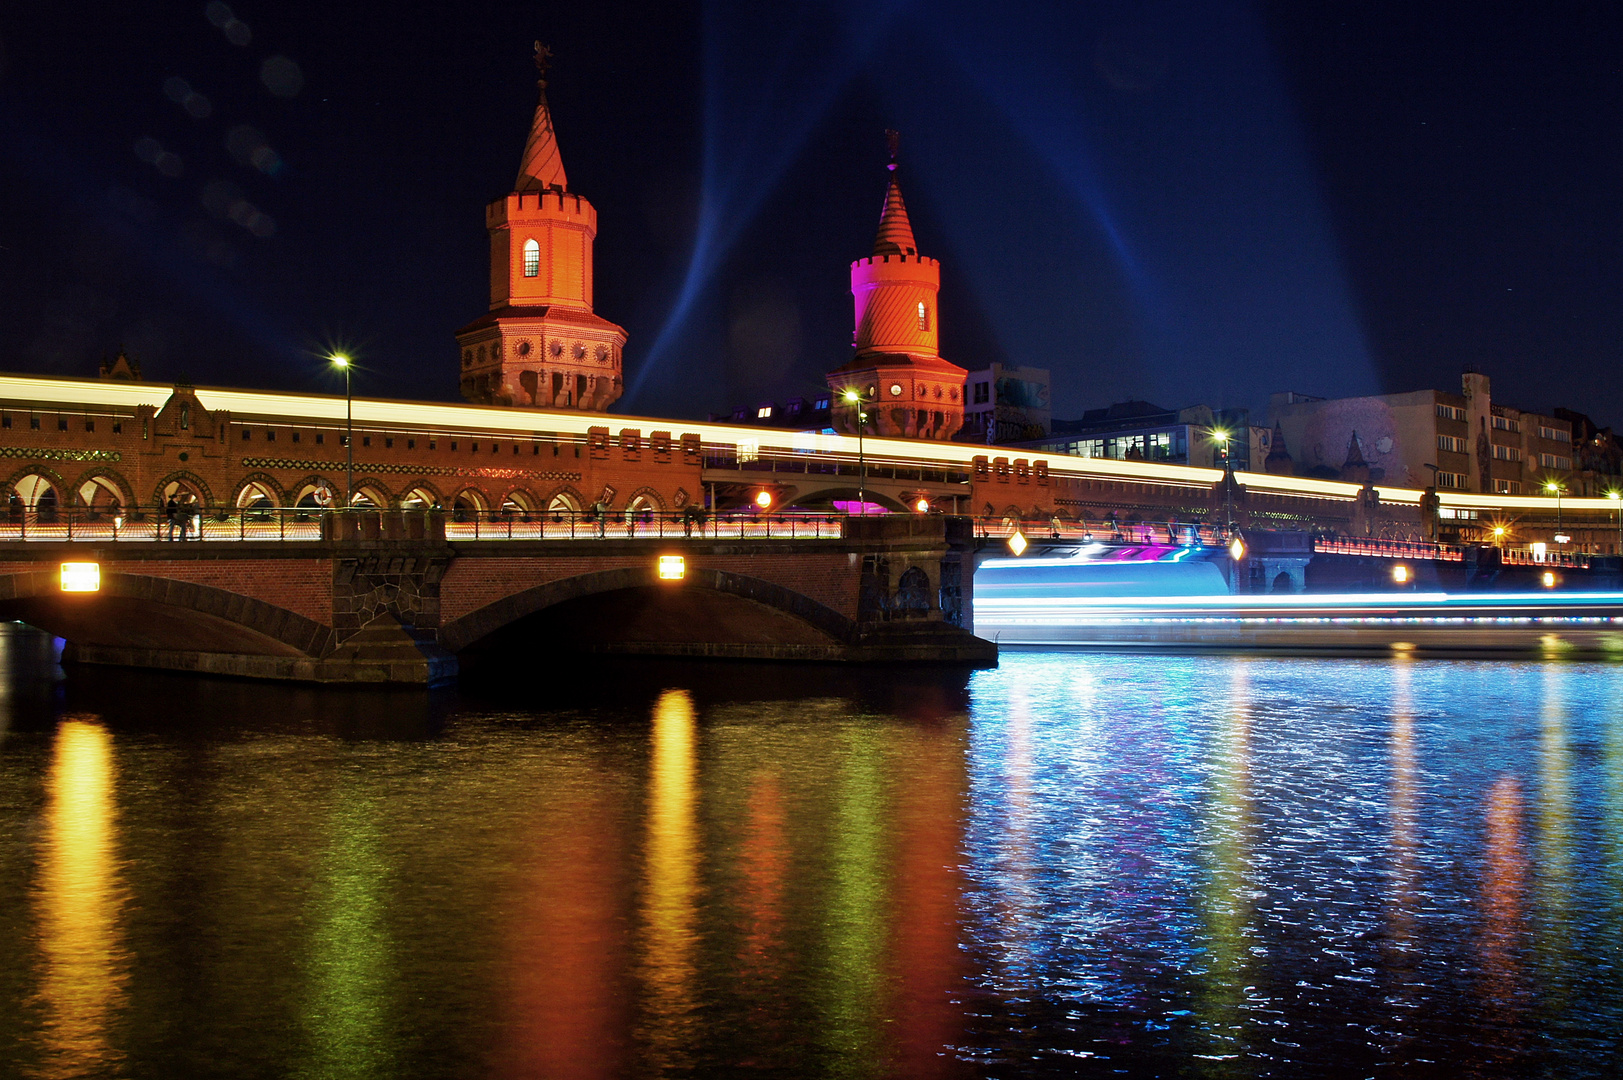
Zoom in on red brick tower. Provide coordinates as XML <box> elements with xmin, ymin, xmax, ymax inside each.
<box><xmin>456</xmin><ymin>43</ymin><xmax>626</xmax><ymax>410</ymax></box>
<box><xmin>827</xmin><ymin>133</ymin><xmax>967</xmax><ymax>439</ymax></box>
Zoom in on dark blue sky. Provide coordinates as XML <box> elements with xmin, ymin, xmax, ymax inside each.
<box><xmin>1</xmin><ymin>2</ymin><xmax>1619</xmax><ymax>426</ymax></box>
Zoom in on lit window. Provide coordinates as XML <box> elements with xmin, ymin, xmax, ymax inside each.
<box><xmin>757</xmin><ymin>406</ymin><xmax>772</xmax><ymax>418</ymax></box>
<box><xmin>522</xmin><ymin>238</ymin><xmax>540</xmax><ymax>277</ymax></box>
<box><xmin>917</xmin><ymin>301</ymin><xmax>929</xmax><ymax>331</ymax></box>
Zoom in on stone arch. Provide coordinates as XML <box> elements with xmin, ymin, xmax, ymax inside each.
<box><xmin>398</xmin><ymin>482</ymin><xmax>444</xmax><ymax>510</ymax></box>
<box><xmin>499</xmin><ymin>487</ymin><xmax>538</xmax><ymax>515</ymax></box>
<box><xmin>438</xmin><ymin>566</ymin><xmax>858</xmax><ymax>654</ymax></box>
<box><xmin>5</xmin><ymin>468</ymin><xmax>65</xmax><ymax>522</ymax></box>
<box><xmin>0</xmin><ymin>568</ymin><xmax>332</xmax><ymax>657</ymax></box>
<box><xmin>451</xmin><ymin>486</ymin><xmax>490</xmax><ymax>519</ymax></box>
<box><xmin>3</xmin><ymin>464</ymin><xmax>68</xmax><ymax>501</ymax></box>
<box><xmin>151</xmin><ymin>470</ymin><xmax>215</xmax><ymax>510</ymax></box>
<box><xmin>289</xmin><ymin>476</ymin><xmax>338</xmax><ymax>509</ymax></box>
<box><xmin>544</xmin><ymin>484</ymin><xmax>584</xmax><ymax>514</ymax></box>
<box><xmin>625</xmin><ymin>487</ymin><xmax>664</xmax><ymax>514</ymax></box>
<box><xmin>347</xmin><ymin>479</ymin><xmax>392</xmax><ymax>508</ymax></box>
<box><xmin>69</xmin><ymin>468</ymin><xmax>134</xmax><ymax>512</ymax></box>
<box><xmin>231</xmin><ymin>473</ymin><xmax>287</xmax><ymax>508</ymax></box>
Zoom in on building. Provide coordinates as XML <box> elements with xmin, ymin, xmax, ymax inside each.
<box><xmin>1029</xmin><ymin>401</ymin><xmax>1249</xmax><ymax>470</ymax></box>
<box><xmin>826</xmin><ymin>136</ymin><xmax>967</xmax><ymax>440</ymax></box>
<box><xmin>961</xmin><ymin>364</ymin><xmax>1051</xmax><ymax>443</ymax></box>
<box><xmin>1269</xmin><ymin>372</ymin><xmax>1573</xmax><ymax>493</ymax></box>
<box><xmin>455</xmin><ymin>44</ymin><xmax>627</xmax><ymax>410</ymax></box>
<box><xmin>711</xmin><ymin>395</ymin><xmax>833</xmax><ymax>432</ymax></box>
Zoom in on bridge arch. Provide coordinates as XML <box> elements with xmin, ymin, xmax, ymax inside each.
<box><xmin>439</xmin><ymin>566</ymin><xmax>857</xmax><ymax>654</ymax></box>
<box><xmin>69</xmin><ymin>468</ymin><xmax>134</xmax><ymax>512</ymax></box>
<box><xmin>153</xmin><ymin>470</ymin><xmax>216</xmax><ymax>510</ymax></box>
<box><xmin>399</xmin><ymin>482</ymin><xmax>444</xmax><ymax>510</ymax></box>
<box><xmin>232</xmin><ymin>473</ymin><xmax>287</xmax><ymax>508</ymax></box>
<box><xmin>0</xmin><ymin>569</ymin><xmax>331</xmax><ymax>657</ymax></box>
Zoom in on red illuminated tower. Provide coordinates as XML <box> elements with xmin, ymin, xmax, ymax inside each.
<box><xmin>456</xmin><ymin>43</ymin><xmax>626</xmax><ymax>410</ymax></box>
<box><xmin>827</xmin><ymin>133</ymin><xmax>966</xmax><ymax>439</ymax></box>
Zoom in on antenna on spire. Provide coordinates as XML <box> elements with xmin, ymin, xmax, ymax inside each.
<box><xmin>885</xmin><ymin>129</ymin><xmax>900</xmax><ymax>172</ymax></box>
<box><xmin>533</xmin><ymin>40</ymin><xmax>554</xmax><ymax>90</ymax></box>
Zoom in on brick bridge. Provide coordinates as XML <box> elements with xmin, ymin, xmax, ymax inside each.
<box><xmin>0</xmin><ymin>514</ymin><xmax>993</xmax><ymax>686</ymax></box>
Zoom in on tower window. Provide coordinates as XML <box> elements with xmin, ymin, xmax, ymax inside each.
<box><xmin>522</xmin><ymin>238</ymin><xmax>540</xmax><ymax>278</ymax></box>
<box><xmin>918</xmin><ymin>301</ymin><xmax>929</xmax><ymax>331</ymax></box>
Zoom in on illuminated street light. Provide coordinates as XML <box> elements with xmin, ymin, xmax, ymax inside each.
<box><xmin>1393</xmin><ymin>564</ymin><xmax>1409</xmax><ymax>584</ymax></box>
<box><xmin>914</xmin><ymin>497</ymin><xmax>929</xmax><ymax>513</ymax></box>
<box><xmin>1006</xmin><ymin>529</ymin><xmax>1028</xmax><ymax>556</ymax></box>
<box><xmin>1545</xmin><ymin>479</ymin><xmax>1564</xmax><ymax>541</ymax></box>
<box><xmin>842</xmin><ymin>387</ymin><xmax>870</xmax><ymax>515</ymax></box>
<box><xmin>1212</xmin><ymin>428</ymin><xmax>1234</xmax><ymax>534</ymax></box>
<box><xmin>1228</xmin><ymin>536</ymin><xmax>1245</xmax><ymax>561</ymax></box>
<box><xmin>1543</xmin><ymin>570</ymin><xmax>1557</xmax><ymax>588</ymax></box>
<box><xmin>1609</xmin><ymin>490</ymin><xmax>1622</xmax><ymax>553</ymax></box>
<box><xmin>331</xmin><ymin>354</ymin><xmax>353</xmax><ymax>507</ymax></box>
<box><xmin>754</xmin><ymin>490</ymin><xmax>773</xmax><ymax>510</ymax></box>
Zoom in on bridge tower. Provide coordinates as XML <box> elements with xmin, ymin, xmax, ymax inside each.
<box><xmin>828</xmin><ymin>133</ymin><xmax>967</xmax><ymax>440</ymax></box>
<box><xmin>456</xmin><ymin>43</ymin><xmax>627</xmax><ymax>411</ymax></box>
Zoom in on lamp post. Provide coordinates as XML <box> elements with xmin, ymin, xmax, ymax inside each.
<box><xmin>1213</xmin><ymin>428</ymin><xmax>1233</xmax><ymax>535</ymax></box>
<box><xmin>1545</xmin><ymin>479</ymin><xmax>1564</xmax><ymax>545</ymax></box>
<box><xmin>331</xmin><ymin>354</ymin><xmax>353</xmax><ymax>507</ymax></box>
<box><xmin>842</xmin><ymin>387</ymin><xmax>870</xmax><ymax>515</ymax></box>
<box><xmin>1610</xmin><ymin>490</ymin><xmax>1622</xmax><ymax>553</ymax></box>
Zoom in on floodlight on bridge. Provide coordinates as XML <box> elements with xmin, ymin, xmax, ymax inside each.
<box><xmin>658</xmin><ymin>555</ymin><xmax>686</xmax><ymax>581</ymax></box>
<box><xmin>1393</xmin><ymin>565</ymin><xmax>1409</xmax><ymax>584</ymax></box>
<box><xmin>1228</xmin><ymin>537</ymin><xmax>1245</xmax><ymax>561</ymax></box>
<box><xmin>1006</xmin><ymin>530</ymin><xmax>1028</xmax><ymax>557</ymax></box>
<box><xmin>60</xmin><ymin>562</ymin><xmax>100</xmax><ymax>593</ymax></box>
<box><xmin>754</xmin><ymin>490</ymin><xmax>773</xmax><ymax>509</ymax></box>
<box><xmin>1543</xmin><ymin>571</ymin><xmax>1557</xmax><ymax>588</ymax></box>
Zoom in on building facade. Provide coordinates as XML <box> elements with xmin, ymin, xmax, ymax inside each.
<box><xmin>962</xmin><ymin>364</ymin><xmax>1051</xmax><ymax>444</ymax></box>
<box><xmin>1030</xmin><ymin>401</ymin><xmax>1247</xmax><ymax>470</ymax></box>
<box><xmin>1269</xmin><ymin>372</ymin><xmax>1573</xmax><ymax>494</ymax></box>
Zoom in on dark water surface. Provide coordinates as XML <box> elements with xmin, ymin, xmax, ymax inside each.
<box><xmin>1</xmin><ymin>624</ymin><xmax>1620</xmax><ymax>1078</ymax></box>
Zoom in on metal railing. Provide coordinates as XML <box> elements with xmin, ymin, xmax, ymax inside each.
<box><xmin>0</xmin><ymin>507</ymin><xmax>848</xmax><ymax>543</ymax></box>
<box><xmin>1314</xmin><ymin>537</ymin><xmax>1466</xmax><ymax>562</ymax></box>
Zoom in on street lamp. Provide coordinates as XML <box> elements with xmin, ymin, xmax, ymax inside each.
<box><xmin>1609</xmin><ymin>490</ymin><xmax>1622</xmax><ymax>553</ymax></box>
<box><xmin>1212</xmin><ymin>428</ymin><xmax>1234</xmax><ymax>534</ymax></box>
<box><xmin>842</xmin><ymin>387</ymin><xmax>871</xmax><ymax>516</ymax></box>
<box><xmin>331</xmin><ymin>354</ymin><xmax>353</xmax><ymax>507</ymax></box>
<box><xmin>1545</xmin><ymin>479</ymin><xmax>1564</xmax><ymax>543</ymax></box>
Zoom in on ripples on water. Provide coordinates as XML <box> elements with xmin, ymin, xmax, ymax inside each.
<box><xmin>0</xmin><ymin>623</ymin><xmax>1620</xmax><ymax>1078</ymax></box>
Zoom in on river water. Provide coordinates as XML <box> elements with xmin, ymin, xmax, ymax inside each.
<box><xmin>0</xmin><ymin>624</ymin><xmax>1619</xmax><ymax>1078</ymax></box>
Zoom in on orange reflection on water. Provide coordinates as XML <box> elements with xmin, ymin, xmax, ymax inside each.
<box><xmin>1478</xmin><ymin>773</ymin><xmax>1529</xmax><ymax>1065</ymax></box>
<box><xmin>884</xmin><ymin>721</ymin><xmax>969</xmax><ymax>1078</ymax></box>
<box><xmin>498</xmin><ymin>779</ymin><xmax>629</xmax><ymax>1079</ymax></box>
<box><xmin>638</xmin><ymin>688</ymin><xmax>700</xmax><ymax>1068</ymax></box>
<box><xmin>33</xmin><ymin>718</ymin><xmax>127</xmax><ymax>1078</ymax></box>
<box><xmin>736</xmin><ymin>770</ymin><xmax>786</xmax><ymax>987</ymax></box>
<box><xmin>1387</xmin><ymin>664</ymin><xmax>1419</xmax><ymax>959</ymax></box>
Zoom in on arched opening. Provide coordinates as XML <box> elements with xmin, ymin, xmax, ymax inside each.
<box><xmin>235</xmin><ymin>481</ymin><xmax>278</xmax><ymax>511</ymax></box>
<box><xmin>522</xmin><ymin>237</ymin><xmax>540</xmax><ymax>278</ymax></box>
<box><xmin>894</xmin><ymin>566</ymin><xmax>931</xmax><ymax>618</ymax></box>
<box><xmin>501</xmin><ymin>490</ymin><xmax>536</xmax><ymax>518</ymax></box>
<box><xmin>1271</xmin><ymin>571</ymin><xmax>1294</xmax><ymax>594</ymax></box>
<box><xmin>348</xmin><ymin>484</ymin><xmax>389</xmax><ymax>509</ymax></box>
<box><xmin>452</xmin><ymin>488</ymin><xmax>487</xmax><ymax>522</ymax></box>
<box><xmin>400</xmin><ymin>487</ymin><xmax>438</xmax><ymax>510</ymax></box>
<box><xmin>14</xmin><ymin>474</ymin><xmax>60</xmax><ymax>523</ymax></box>
<box><xmin>626</xmin><ymin>492</ymin><xmax>660</xmax><ymax>525</ymax></box>
<box><xmin>547</xmin><ymin>491</ymin><xmax>581</xmax><ymax>519</ymax></box>
<box><xmin>293</xmin><ymin>481</ymin><xmax>336</xmax><ymax>510</ymax></box>
<box><xmin>76</xmin><ymin>476</ymin><xmax>125</xmax><ymax>518</ymax></box>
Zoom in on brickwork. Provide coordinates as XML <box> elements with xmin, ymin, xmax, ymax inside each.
<box><xmin>0</xmin><ymin>555</ymin><xmax>332</xmax><ymax>625</ymax></box>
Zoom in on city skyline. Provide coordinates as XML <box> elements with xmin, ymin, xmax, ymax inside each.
<box><xmin>2</xmin><ymin>2</ymin><xmax>1619</xmax><ymax>428</ymax></box>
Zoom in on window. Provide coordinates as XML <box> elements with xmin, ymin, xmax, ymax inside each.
<box><xmin>1492</xmin><ymin>444</ymin><xmax>1521</xmax><ymax>461</ymax></box>
<box><xmin>1439</xmin><ymin>507</ymin><xmax>1480</xmax><ymax>519</ymax></box>
<box><xmin>522</xmin><ymin>238</ymin><xmax>540</xmax><ymax>277</ymax></box>
<box><xmin>266</xmin><ymin>429</ymin><xmax>276</xmax><ymax>442</ymax></box>
<box><xmin>815</xmin><ymin>398</ymin><xmax>829</xmax><ymax>411</ymax></box>
<box><xmin>1435</xmin><ymin>471</ymin><xmax>1467</xmax><ymax>489</ymax></box>
<box><xmin>58</xmin><ymin>418</ymin><xmax>68</xmax><ymax>431</ymax></box>
<box><xmin>1494</xmin><ymin>479</ymin><xmax>1520</xmax><ymax>494</ymax></box>
<box><xmin>30</xmin><ymin>416</ymin><xmax>39</xmax><ymax>430</ymax></box>
<box><xmin>407</xmin><ymin>438</ymin><xmax>415</xmax><ymax>450</ymax></box>
<box><xmin>1436</xmin><ymin>404</ymin><xmax>1466</xmax><ymax>422</ymax></box>
<box><xmin>292</xmin><ymin>431</ymin><xmax>300</xmax><ymax>443</ymax></box>
<box><xmin>1492</xmin><ymin>415</ymin><xmax>1521</xmax><ymax>434</ymax></box>
<box><xmin>241</xmin><ymin>429</ymin><xmax>251</xmax><ymax>441</ymax></box>
<box><xmin>1437</xmin><ymin>434</ymin><xmax>1466</xmax><ymax>454</ymax></box>
<box><xmin>756</xmin><ymin>406</ymin><xmax>772</xmax><ymax>418</ymax></box>
<box><xmin>315</xmin><ymin>432</ymin><xmax>324</xmax><ymax>445</ymax></box>
<box><xmin>1538</xmin><ymin>425</ymin><xmax>1571</xmax><ymax>443</ymax></box>
<box><xmin>0</xmin><ymin>414</ymin><xmax>8</xmax><ymax>429</ymax></box>
<box><xmin>973</xmin><ymin>382</ymin><xmax>990</xmax><ymax>405</ymax></box>
<box><xmin>84</xmin><ymin>419</ymin><xmax>94</xmax><ymax>432</ymax></box>
<box><xmin>1540</xmin><ymin>453</ymin><xmax>1572</xmax><ymax>469</ymax></box>
<box><xmin>362</xmin><ymin>436</ymin><xmax>371</xmax><ymax>447</ymax></box>
<box><xmin>112</xmin><ymin>421</ymin><xmax>121</xmax><ymax>434</ymax></box>
<box><xmin>917</xmin><ymin>301</ymin><xmax>929</xmax><ymax>331</ymax></box>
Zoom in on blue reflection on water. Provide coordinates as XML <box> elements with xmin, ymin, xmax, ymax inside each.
<box><xmin>960</xmin><ymin>651</ymin><xmax>1623</xmax><ymax>1076</ymax></box>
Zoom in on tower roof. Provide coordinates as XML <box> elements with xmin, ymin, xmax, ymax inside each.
<box><xmin>872</xmin><ymin>130</ymin><xmax>917</xmax><ymax>257</ymax></box>
<box><xmin>515</xmin><ymin>41</ymin><xmax>567</xmax><ymax>194</ymax></box>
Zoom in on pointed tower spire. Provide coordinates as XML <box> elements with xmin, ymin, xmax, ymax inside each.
<box><xmin>872</xmin><ymin>129</ymin><xmax>917</xmax><ymax>257</ymax></box>
<box><xmin>515</xmin><ymin>41</ymin><xmax>567</xmax><ymax>193</ymax></box>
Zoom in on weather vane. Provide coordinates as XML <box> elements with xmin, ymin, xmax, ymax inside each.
<box><xmin>533</xmin><ymin>41</ymin><xmax>554</xmax><ymax>89</ymax></box>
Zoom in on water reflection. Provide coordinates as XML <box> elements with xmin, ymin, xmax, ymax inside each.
<box><xmin>32</xmin><ymin>717</ymin><xmax>127</xmax><ymax>1078</ymax></box>
<box><xmin>638</xmin><ymin>688</ymin><xmax>700</xmax><ymax>1071</ymax></box>
<box><xmin>1</xmin><ymin>641</ymin><xmax>1622</xmax><ymax>1078</ymax></box>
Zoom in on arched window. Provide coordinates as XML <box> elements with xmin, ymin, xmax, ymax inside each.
<box><xmin>917</xmin><ymin>301</ymin><xmax>929</xmax><ymax>331</ymax></box>
<box><xmin>522</xmin><ymin>238</ymin><xmax>540</xmax><ymax>278</ymax></box>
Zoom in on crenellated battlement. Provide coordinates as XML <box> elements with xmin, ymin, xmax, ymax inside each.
<box><xmin>850</xmin><ymin>253</ymin><xmax>939</xmax><ymax>270</ymax></box>
<box><xmin>487</xmin><ymin>190</ymin><xmax>597</xmax><ymax>228</ymax></box>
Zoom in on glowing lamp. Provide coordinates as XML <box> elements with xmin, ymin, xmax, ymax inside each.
<box><xmin>1554</xmin><ymin>533</ymin><xmax>1570</xmax><ymax>544</ymax></box>
<box><xmin>754</xmin><ymin>490</ymin><xmax>773</xmax><ymax>509</ymax></box>
<box><xmin>1609</xmin><ymin>491</ymin><xmax>1621</xmax><ymax>502</ymax></box>
<box><xmin>657</xmin><ymin>555</ymin><xmax>685</xmax><ymax>581</ymax></box>
<box><xmin>60</xmin><ymin>562</ymin><xmax>100</xmax><ymax>593</ymax></box>
<box><xmin>914</xmin><ymin>498</ymin><xmax>929</xmax><ymax>513</ymax></box>
<box><xmin>1492</xmin><ymin>526</ymin><xmax>1506</xmax><ymax>537</ymax></box>
<box><xmin>1006</xmin><ymin>530</ymin><xmax>1028</xmax><ymax>557</ymax></box>
<box><xmin>1531</xmin><ymin>542</ymin><xmax>1547</xmax><ymax>561</ymax></box>
<box><xmin>330</xmin><ymin>353</ymin><xmax>350</xmax><ymax>369</ymax></box>
<box><xmin>1393</xmin><ymin>565</ymin><xmax>1409</xmax><ymax>584</ymax></box>
<box><xmin>1228</xmin><ymin>537</ymin><xmax>1245</xmax><ymax>561</ymax></box>
<box><xmin>1542</xmin><ymin>571</ymin><xmax>1556</xmax><ymax>588</ymax></box>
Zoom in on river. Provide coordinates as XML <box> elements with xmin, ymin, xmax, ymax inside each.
<box><xmin>0</xmin><ymin>624</ymin><xmax>1619</xmax><ymax>1078</ymax></box>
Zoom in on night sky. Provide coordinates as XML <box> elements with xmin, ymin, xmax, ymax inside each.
<box><xmin>2</xmin><ymin>2</ymin><xmax>1620</xmax><ymax>427</ymax></box>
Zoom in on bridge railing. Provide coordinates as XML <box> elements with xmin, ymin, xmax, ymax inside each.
<box><xmin>0</xmin><ymin>506</ymin><xmax>850</xmax><ymax>543</ymax></box>
<box><xmin>1313</xmin><ymin>537</ymin><xmax>1466</xmax><ymax>562</ymax></box>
